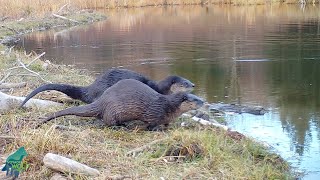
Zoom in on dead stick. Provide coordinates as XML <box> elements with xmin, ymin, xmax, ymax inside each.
<box><xmin>52</xmin><ymin>13</ymin><xmax>79</xmax><ymax>23</ymax></box>
<box><xmin>0</xmin><ymin>136</ymin><xmax>19</xmax><ymax>139</ymax></box>
<box><xmin>126</xmin><ymin>138</ymin><xmax>167</xmax><ymax>157</ymax></box>
<box><xmin>56</xmin><ymin>3</ymin><xmax>69</xmax><ymax>14</ymax></box>
<box><xmin>17</xmin><ymin>58</ymin><xmax>51</xmax><ymax>83</ymax></box>
<box><xmin>0</xmin><ymin>71</ymin><xmax>12</xmax><ymax>84</ymax></box>
<box><xmin>26</xmin><ymin>52</ymin><xmax>46</xmax><ymax>67</ymax></box>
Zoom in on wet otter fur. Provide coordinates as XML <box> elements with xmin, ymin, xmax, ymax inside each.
<box><xmin>20</xmin><ymin>68</ymin><xmax>194</xmax><ymax>107</ymax></box>
<box><xmin>37</xmin><ymin>79</ymin><xmax>204</xmax><ymax>129</ymax></box>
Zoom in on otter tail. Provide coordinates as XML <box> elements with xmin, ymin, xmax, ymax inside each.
<box><xmin>36</xmin><ymin>104</ymin><xmax>101</xmax><ymax>128</ymax></box>
<box><xmin>20</xmin><ymin>84</ymin><xmax>86</xmax><ymax>107</ymax></box>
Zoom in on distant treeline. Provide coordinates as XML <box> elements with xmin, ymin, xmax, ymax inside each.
<box><xmin>0</xmin><ymin>0</ymin><xmax>318</xmax><ymax>18</ymax></box>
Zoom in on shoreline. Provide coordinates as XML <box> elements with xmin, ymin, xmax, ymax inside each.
<box><xmin>0</xmin><ymin>7</ymin><xmax>295</xmax><ymax>179</ymax></box>
<box><xmin>0</xmin><ymin>9</ymin><xmax>106</xmax><ymax>46</ymax></box>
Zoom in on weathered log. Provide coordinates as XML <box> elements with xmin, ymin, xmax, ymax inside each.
<box><xmin>43</xmin><ymin>153</ymin><xmax>100</xmax><ymax>177</ymax></box>
<box><xmin>0</xmin><ymin>92</ymin><xmax>61</xmax><ymax>112</ymax></box>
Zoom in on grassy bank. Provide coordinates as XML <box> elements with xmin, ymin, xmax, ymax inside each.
<box><xmin>0</xmin><ymin>0</ymin><xmax>318</xmax><ymax>18</ymax></box>
<box><xmin>0</xmin><ymin>7</ymin><xmax>106</xmax><ymax>46</ymax></box>
<box><xmin>0</xmin><ymin>46</ymin><xmax>294</xmax><ymax>179</ymax></box>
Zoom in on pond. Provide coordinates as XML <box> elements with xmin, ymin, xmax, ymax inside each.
<box><xmin>18</xmin><ymin>4</ymin><xmax>320</xmax><ymax>179</ymax></box>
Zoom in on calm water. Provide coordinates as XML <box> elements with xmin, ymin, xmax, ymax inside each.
<box><xmin>18</xmin><ymin>5</ymin><xmax>320</xmax><ymax>179</ymax></box>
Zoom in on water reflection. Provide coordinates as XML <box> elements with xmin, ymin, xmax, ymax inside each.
<box><xmin>18</xmin><ymin>5</ymin><xmax>320</xmax><ymax>179</ymax></box>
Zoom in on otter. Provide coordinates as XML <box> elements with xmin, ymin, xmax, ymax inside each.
<box><xmin>20</xmin><ymin>68</ymin><xmax>195</xmax><ymax>107</ymax></box>
<box><xmin>37</xmin><ymin>79</ymin><xmax>204</xmax><ymax>129</ymax></box>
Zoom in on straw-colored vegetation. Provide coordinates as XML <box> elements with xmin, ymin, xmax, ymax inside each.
<box><xmin>0</xmin><ymin>45</ymin><xmax>294</xmax><ymax>179</ymax></box>
<box><xmin>0</xmin><ymin>0</ymin><xmax>318</xmax><ymax>18</ymax></box>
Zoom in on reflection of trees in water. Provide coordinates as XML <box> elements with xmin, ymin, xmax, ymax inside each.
<box><xmin>265</xmin><ymin>22</ymin><xmax>320</xmax><ymax>156</ymax></box>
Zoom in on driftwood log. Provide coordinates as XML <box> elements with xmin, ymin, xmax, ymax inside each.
<box><xmin>43</xmin><ymin>153</ymin><xmax>100</xmax><ymax>177</ymax></box>
<box><xmin>0</xmin><ymin>92</ymin><xmax>61</xmax><ymax>112</ymax></box>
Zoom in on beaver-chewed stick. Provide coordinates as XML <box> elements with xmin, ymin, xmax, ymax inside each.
<box><xmin>43</xmin><ymin>153</ymin><xmax>100</xmax><ymax>176</ymax></box>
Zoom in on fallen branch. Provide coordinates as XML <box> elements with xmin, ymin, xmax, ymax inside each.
<box><xmin>191</xmin><ymin>116</ymin><xmax>229</xmax><ymax>131</ymax></box>
<box><xmin>0</xmin><ymin>82</ymin><xmax>26</xmax><ymax>89</ymax></box>
<box><xmin>26</xmin><ymin>52</ymin><xmax>46</xmax><ymax>67</ymax></box>
<box><xmin>0</xmin><ymin>72</ymin><xmax>12</xmax><ymax>84</ymax></box>
<box><xmin>1</xmin><ymin>53</ymin><xmax>51</xmax><ymax>84</ymax></box>
<box><xmin>17</xmin><ymin>58</ymin><xmax>51</xmax><ymax>83</ymax></box>
<box><xmin>181</xmin><ymin>113</ymin><xmax>229</xmax><ymax>131</ymax></box>
<box><xmin>43</xmin><ymin>153</ymin><xmax>100</xmax><ymax>177</ymax></box>
<box><xmin>0</xmin><ymin>91</ymin><xmax>61</xmax><ymax>112</ymax></box>
<box><xmin>126</xmin><ymin>138</ymin><xmax>167</xmax><ymax>157</ymax></box>
<box><xmin>52</xmin><ymin>13</ymin><xmax>79</xmax><ymax>23</ymax></box>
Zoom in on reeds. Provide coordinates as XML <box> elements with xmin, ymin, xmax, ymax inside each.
<box><xmin>0</xmin><ymin>0</ymin><xmax>317</xmax><ymax>18</ymax></box>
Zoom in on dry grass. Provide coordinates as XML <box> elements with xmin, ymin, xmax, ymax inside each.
<box><xmin>0</xmin><ymin>0</ymin><xmax>317</xmax><ymax>18</ymax></box>
<box><xmin>0</xmin><ymin>47</ymin><xmax>294</xmax><ymax>179</ymax></box>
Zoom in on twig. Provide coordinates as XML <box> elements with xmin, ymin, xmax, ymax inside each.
<box><xmin>26</xmin><ymin>52</ymin><xmax>46</xmax><ymax>67</ymax></box>
<box><xmin>154</xmin><ymin>155</ymin><xmax>186</xmax><ymax>163</ymax></box>
<box><xmin>126</xmin><ymin>138</ymin><xmax>168</xmax><ymax>157</ymax></box>
<box><xmin>52</xmin><ymin>13</ymin><xmax>79</xmax><ymax>23</ymax></box>
<box><xmin>0</xmin><ymin>71</ymin><xmax>12</xmax><ymax>84</ymax></box>
<box><xmin>7</xmin><ymin>45</ymin><xmax>15</xmax><ymax>54</ymax></box>
<box><xmin>191</xmin><ymin>116</ymin><xmax>229</xmax><ymax>131</ymax></box>
<box><xmin>0</xmin><ymin>136</ymin><xmax>19</xmax><ymax>139</ymax></box>
<box><xmin>17</xmin><ymin>58</ymin><xmax>51</xmax><ymax>83</ymax></box>
<box><xmin>56</xmin><ymin>3</ymin><xmax>69</xmax><ymax>14</ymax></box>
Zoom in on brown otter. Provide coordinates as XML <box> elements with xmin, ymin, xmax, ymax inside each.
<box><xmin>20</xmin><ymin>68</ymin><xmax>194</xmax><ymax>107</ymax></box>
<box><xmin>37</xmin><ymin>79</ymin><xmax>204</xmax><ymax>129</ymax></box>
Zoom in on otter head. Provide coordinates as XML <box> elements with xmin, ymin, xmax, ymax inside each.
<box><xmin>169</xmin><ymin>76</ymin><xmax>195</xmax><ymax>94</ymax></box>
<box><xmin>179</xmin><ymin>93</ymin><xmax>204</xmax><ymax>113</ymax></box>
